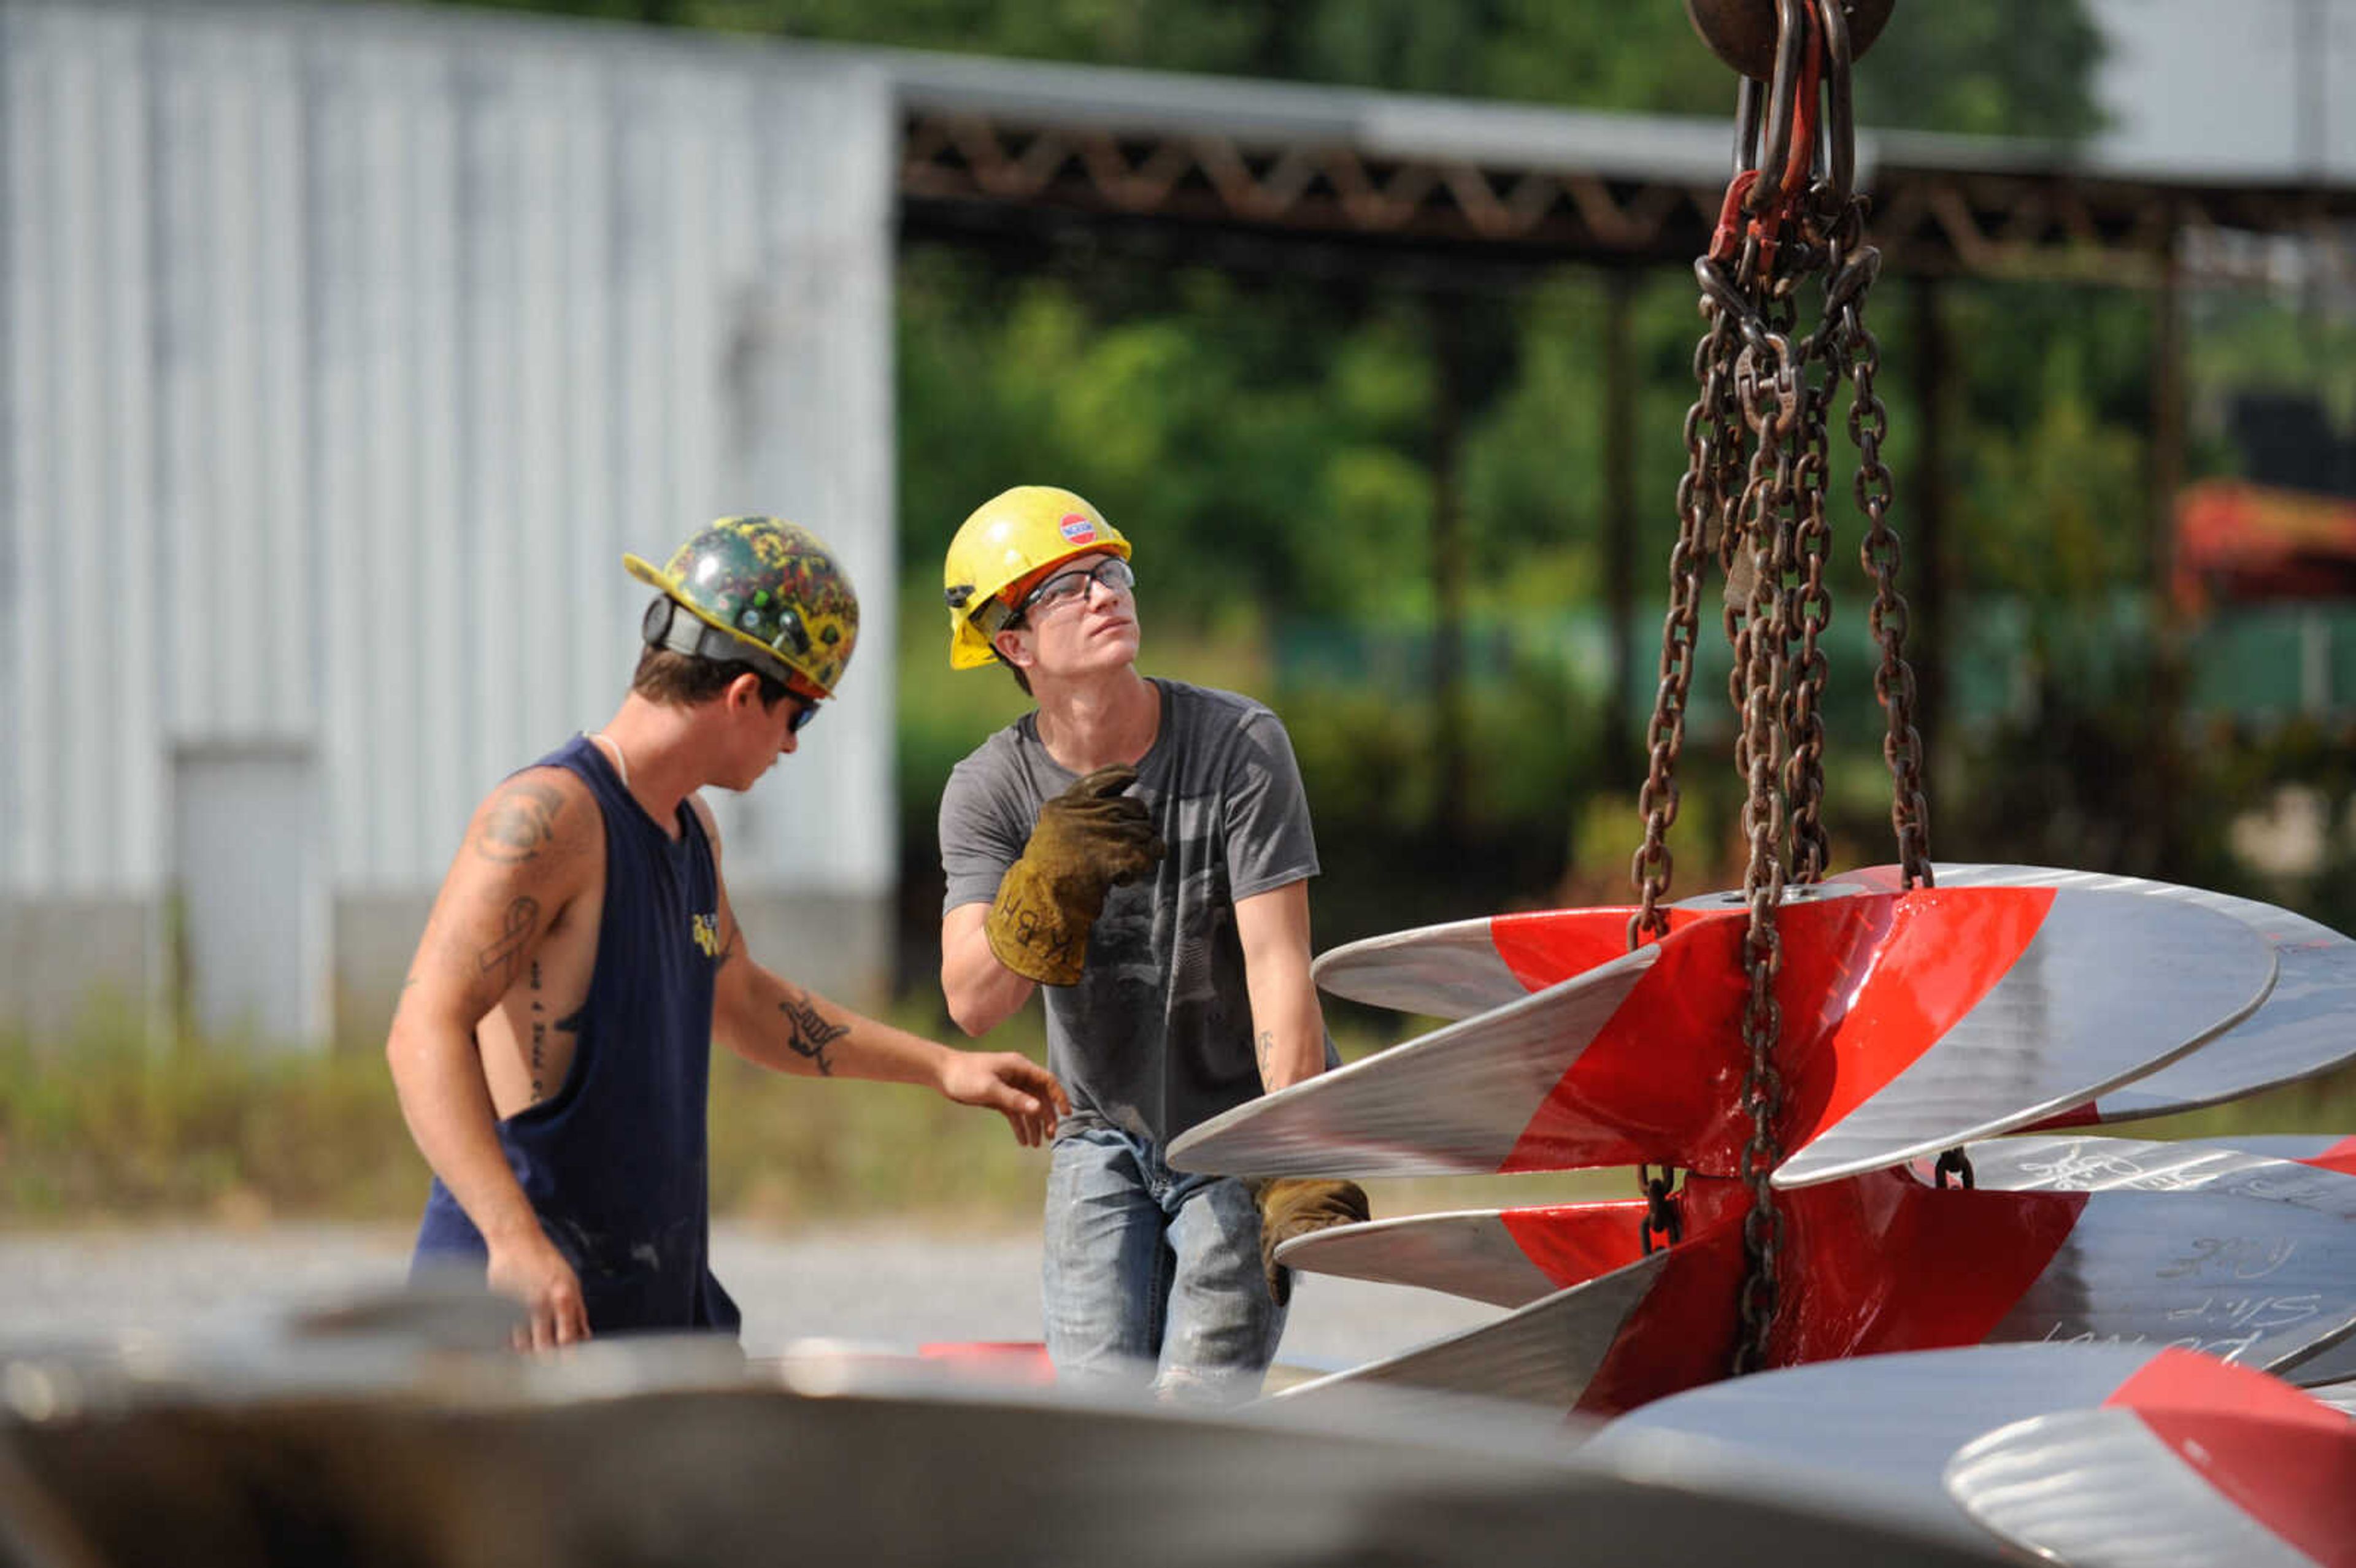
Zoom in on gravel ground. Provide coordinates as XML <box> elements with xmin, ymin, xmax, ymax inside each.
<box><xmin>0</xmin><ymin>1223</ymin><xmax>1503</xmax><ymax>1372</ymax></box>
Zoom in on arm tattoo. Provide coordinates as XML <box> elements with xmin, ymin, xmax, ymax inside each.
<box><xmin>478</xmin><ymin>896</ymin><xmax>540</xmax><ymax>990</ymax></box>
<box><xmin>1255</xmin><ymin>1029</ymin><xmax>1276</xmax><ymax>1082</ymax></box>
<box><xmin>477</xmin><ymin>782</ymin><xmax>565</xmax><ymax>864</ymax></box>
<box><xmin>777</xmin><ymin>985</ymin><xmax>849</xmax><ymax>1077</ymax></box>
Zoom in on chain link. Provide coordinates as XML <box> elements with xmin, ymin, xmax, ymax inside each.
<box><xmin>1831</xmin><ymin>220</ymin><xmax>1935</xmax><ymax>890</ymax></box>
<box><xmin>1728</xmin><ymin>309</ymin><xmax>1800</xmax><ymax>1377</ymax></box>
<box><xmin>1630</xmin><ymin>305</ymin><xmax>1740</xmax><ymax>948</ymax></box>
<box><xmin>1783</xmin><ymin>327</ymin><xmax>1835</xmax><ymax>885</ymax></box>
<box><xmin>1638</xmin><ymin>1163</ymin><xmax>1683</xmax><ymax>1255</ymax></box>
<box><xmin>1635</xmin><ymin>0</ymin><xmax>1930</xmax><ymax>1377</ymax></box>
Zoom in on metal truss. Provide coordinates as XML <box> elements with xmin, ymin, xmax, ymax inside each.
<box><xmin>900</xmin><ymin>106</ymin><xmax>2356</xmax><ymax>286</ymax></box>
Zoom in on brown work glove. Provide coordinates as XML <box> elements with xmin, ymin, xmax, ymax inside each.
<box><xmin>1253</xmin><ymin>1177</ymin><xmax>1372</xmax><ymax>1307</ymax></box>
<box><xmin>985</xmin><ymin>764</ymin><xmax>1165</xmax><ymax>986</ymax></box>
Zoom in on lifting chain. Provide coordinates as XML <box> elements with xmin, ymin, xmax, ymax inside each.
<box><xmin>1629</xmin><ymin>307</ymin><xmax>1741</xmax><ymax>947</ymax></box>
<box><xmin>1631</xmin><ymin>0</ymin><xmax>1934</xmax><ymax>1377</ymax></box>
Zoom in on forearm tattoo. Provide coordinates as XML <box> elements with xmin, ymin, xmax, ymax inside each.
<box><xmin>777</xmin><ymin>985</ymin><xmax>849</xmax><ymax>1077</ymax></box>
<box><xmin>477</xmin><ymin>782</ymin><xmax>564</xmax><ymax>864</ymax></box>
<box><xmin>1256</xmin><ymin>1029</ymin><xmax>1276</xmax><ymax>1082</ymax></box>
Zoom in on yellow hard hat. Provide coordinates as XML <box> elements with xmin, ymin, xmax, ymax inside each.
<box><xmin>942</xmin><ymin>486</ymin><xmax>1131</xmax><ymax>671</ymax></box>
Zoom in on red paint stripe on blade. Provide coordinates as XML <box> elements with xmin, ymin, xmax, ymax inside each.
<box><xmin>1796</xmin><ymin>886</ymin><xmax>2055</xmax><ymax>1136</ymax></box>
<box><xmin>1489</xmin><ymin>907</ymin><xmax>1671</xmax><ymax>993</ymax></box>
<box><xmin>1779</xmin><ymin>888</ymin><xmax>2276</xmax><ymax>1186</ymax></box>
<box><xmin>1775</xmin><ymin>1174</ymin><xmax>2088</xmax><ymax>1364</ymax></box>
<box><xmin>1502</xmin><ymin>889</ymin><xmax>2049</xmax><ymax>1178</ymax></box>
<box><xmin>1574</xmin><ymin>1205</ymin><xmax>1749</xmax><ymax>1417</ymax></box>
<box><xmin>1496</xmin><ymin>1202</ymin><xmax>1652</xmax><ymax>1293</ymax></box>
<box><xmin>1498</xmin><ymin>911</ymin><xmax>1752</xmax><ymax>1175</ymax></box>
<box><xmin>2309</xmin><ymin>1136</ymin><xmax>2356</xmax><ymax>1176</ymax></box>
<box><xmin>2110</xmin><ymin>1350</ymin><xmax>2356</xmax><ymax>1568</ymax></box>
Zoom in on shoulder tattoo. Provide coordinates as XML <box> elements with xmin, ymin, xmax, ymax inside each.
<box><xmin>477</xmin><ymin>780</ymin><xmax>566</xmax><ymax>864</ymax></box>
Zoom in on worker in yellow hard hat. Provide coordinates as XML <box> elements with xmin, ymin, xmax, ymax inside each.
<box><xmin>391</xmin><ymin>517</ymin><xmax>1067</xmax><ymax>1349</ymax></box>
<box><xmin>935</xmin><ymin>485</ymin><xmax>1367</xmax><ymax>1400</ymax></box>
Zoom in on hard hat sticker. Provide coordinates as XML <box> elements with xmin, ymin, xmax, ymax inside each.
<box><xmin>1059</xmin><ymin>513</ymin><xmax>1098</xmax><ymax>544</ymax></box>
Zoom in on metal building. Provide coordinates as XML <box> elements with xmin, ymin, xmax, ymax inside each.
<box><xmin>0</xmin><ymin>0</ymin><xmax>898</xmax><ymax>1044</ymax></box>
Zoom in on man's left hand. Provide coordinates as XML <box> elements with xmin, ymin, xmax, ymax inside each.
<box><xmin>1253</xmin><ymin>1177</ymin><xmax>1371</xmax><ymax>1306</ymax></box>
<box><xmin>941</xmin><ymin>1051</ymin><xmax>1071</xmax><ymax>1147</ymax></box>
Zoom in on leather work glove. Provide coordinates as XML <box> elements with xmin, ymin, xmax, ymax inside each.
<box><xmin>1253</xmin><ymin>1177</ymin><xmax>1372</xmax><ymax>1307</ymax></box>
<box><xmin>985</xmin><ymin>764</ymin><xmax>1165</xmax><ymax>986</ymax></box>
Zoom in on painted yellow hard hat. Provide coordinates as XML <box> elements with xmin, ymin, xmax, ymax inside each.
<box><xmin>623</xmin><ymin>516</ymin><xmax>860</xmax><ymax>698</ymax></box>
<box><xmin>942</xmin><ymin>486</ymin><xmax>1131</xmax><ymax>671</ymax></box>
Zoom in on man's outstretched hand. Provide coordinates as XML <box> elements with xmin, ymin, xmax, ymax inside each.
<box><xmin>940</xmin><ymin>1050</ymin><xmax>1072</xmax><ymax>1147</ymax></box>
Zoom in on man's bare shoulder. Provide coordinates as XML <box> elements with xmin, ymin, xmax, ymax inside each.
<box><xmin>460</xmin><ymin>766</ymin><xmax>601</xmax><ymax>878</ymax></box>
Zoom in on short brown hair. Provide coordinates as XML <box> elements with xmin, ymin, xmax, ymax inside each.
<box><xmin>633</xmin><ymin>647</ymin><xmax>794</xmax><ymax>709</ymax></box>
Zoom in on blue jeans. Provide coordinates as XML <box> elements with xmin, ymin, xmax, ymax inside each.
<box><xmin>1042</xmin><ymin>1122</ymin><xmax>1285</xmax><ymax>1401</ymax></box>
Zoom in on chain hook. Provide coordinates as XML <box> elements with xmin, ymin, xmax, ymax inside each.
<box><xmin>1811</xmin><ymin>0</ymin><xmax>1858</xmax><ymax>201</ymax></box>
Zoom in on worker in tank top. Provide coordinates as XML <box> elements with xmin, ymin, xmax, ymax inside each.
<box><xmin>391</xmin><ymin>516</ymin><xmax>1067</xmax><ymax>1347</ymax></box>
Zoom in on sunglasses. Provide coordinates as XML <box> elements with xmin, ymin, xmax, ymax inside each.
<box><xmin>784</xmin><ymin>693</ymin><xmax>819</xmax><ymax>734</ymax></box>
<box><xmin>1020</xmin><ymin>556</ymin><xmax>1136</xmax><ymax>618</ymax></box>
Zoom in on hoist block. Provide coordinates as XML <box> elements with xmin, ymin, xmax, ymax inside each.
<box><xmin>1685</xmin><ymin>0</ymin><xmax>1895</xmax><ymax>81</ymax></box>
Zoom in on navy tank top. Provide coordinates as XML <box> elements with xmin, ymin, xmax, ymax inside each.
<box><xmin>412</xmin><ymin>733</ymin><xmax>739</xmax><ymax>1336</ymax></box>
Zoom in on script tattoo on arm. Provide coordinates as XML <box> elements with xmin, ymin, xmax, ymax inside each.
<box><xmin>1255</xmin><ymin>1029</ymin><xmax>1276</xmax><ymax>1082</ymax></box>
<box><xmin>777</xmin><ymin>985</ymin><xmax>849</xmax><ymax>1077</ymax></box>
<box><xmin>477</xmin><ymin>781</ymin><xmax>565</xmax><ymax>864</ymax></box>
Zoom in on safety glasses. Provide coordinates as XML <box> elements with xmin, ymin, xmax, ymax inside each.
<box><xmin>784</xmin><ymin>694</ymin><xmax>819</xmax><ymax>734</ymax></box>
<box><xmin>1020</xmin><ymin>555</ymin><xmax>1136</xmax><ymax>617</ymax></box>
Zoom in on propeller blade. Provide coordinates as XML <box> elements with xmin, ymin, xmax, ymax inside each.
<box><xmin>1586</xmin><ymin>1342</ymin><xmax>2179</xmax><ymax>1558</ymax></box>
<box><xmin>0</xmin><ymin>1333</ymin><xmax>2019</xmax><ymax>1568</ymax></box>
<box><xmin>1311</xmin><ymin>907</ymin><xmax>1655</xmax><ymax>1019</ymax></box>
<box><xmin>1168</xmin><ymin>940</ymin><xmax>1674</xmax><ymax>1178</ymax></box>
<box><xmin>1276</xmin><ymin>1209</ymin><xmax>1750</xmax><ymax>1418</ymax></box>
<box><xmin>1272</xmin><ymin>1203</ymin><xmax>1650</xmax><ymax>1309</ymax></box>
<box><xmin>1773</xmin><ymin>1164</ymin><xmax>2356</xmax><ymax>1377</ymax></box>
<box><xmin>1187</xmin><ymin>883</ymin><xmax>2273</xmax><ymax>1185</ymax></box>
<box><xmin>1841</xmin><ymin>864</ymin><xmax>2356</xmax><ymax>1124</ymax></box>
<box><xmin>1946</xmin><ymin>1350</ymin><xmax>2356</xmax><ymax>1568</ymax></box>
<box><xmin>1957</xmin><ymin>1133</ymin><xmax>2356</xmax><ymax>1218</ymax></box>
<box><xmin>2174</xmin><ymin>1134</ymin><xmax>2356</xmax><ymax>1174</ymax></box>
<box><xmin>1771</xmin><ymin>886</ymin><xmax>2274</xmax><ymax>1187</ymax></box>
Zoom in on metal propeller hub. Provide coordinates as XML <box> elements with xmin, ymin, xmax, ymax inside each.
<box><xmin>1685</xmin><ymin>0</ymin><xmax>1895</xmax><ymax>80</ymax></box>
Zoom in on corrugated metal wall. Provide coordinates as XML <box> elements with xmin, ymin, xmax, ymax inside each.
<box><xmin>0</xmin><ymin>1</ymin><xmax>896</xmax><ymax>929</ymax></box>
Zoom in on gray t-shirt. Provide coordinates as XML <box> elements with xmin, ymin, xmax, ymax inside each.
<box><xmin>940</xmin><ymin>679</ymin><xmax>1324</xmax><ymax>1145</ymax></box>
